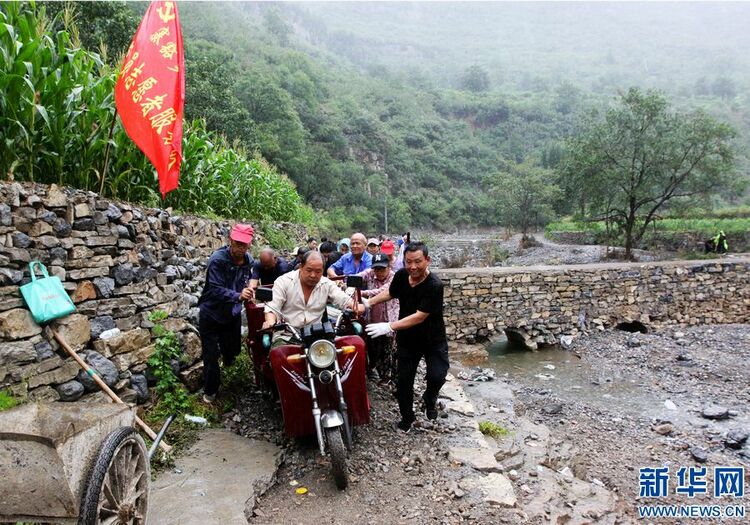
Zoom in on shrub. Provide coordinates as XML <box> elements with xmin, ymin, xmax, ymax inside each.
<box><xmin>483</xmin><ymin>244</ymin><xmax>509</xmax><ymax>265</ymax></box>
<box><xmin>146</xmin><ymin>310</ymin><xmax>191</xmax><ymax>418</ymax></box>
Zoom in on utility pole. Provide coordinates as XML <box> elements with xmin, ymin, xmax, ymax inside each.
<box><xmin>384</xmin><ymin>171</ymin><xmax>389</xmax><ymax>234</ymax></box>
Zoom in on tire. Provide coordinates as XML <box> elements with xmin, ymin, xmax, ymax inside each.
<box><xmin>79</xmin><ymin>426</ymin><xmax>150</xmax><ymax>525</ymax></box>
<box><xmin>325</xmin><ymin>426</ymin><xmax>348</xmax><ymax>490</ymax></box>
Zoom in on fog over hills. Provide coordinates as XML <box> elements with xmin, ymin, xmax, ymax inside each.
<box><xmin>293</xmin><ymin>2</ymin><xmax>750</xmax><ymax>95</ymax></box>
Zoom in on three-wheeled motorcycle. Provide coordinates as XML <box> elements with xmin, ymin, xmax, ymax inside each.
<box><xmin>245</xmin><ymin>276</ymin><xmax>370</xmax><ymax>489</ymax></box>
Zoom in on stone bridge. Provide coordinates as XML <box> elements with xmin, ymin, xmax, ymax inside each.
<box><xmin>437</xmin><ymin>258</ymin><xmax>750</xmax><ymax>349</ymax></box>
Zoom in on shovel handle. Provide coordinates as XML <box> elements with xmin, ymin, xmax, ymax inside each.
<box><xmin>51</xmin><ymin>328</ymin><xmax>173</xmax><ymax>454</ymax></box>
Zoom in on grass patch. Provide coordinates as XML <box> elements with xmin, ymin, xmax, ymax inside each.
<box><xmin>546</xmin><ymin>221</ymin><xmax>605</xmax><ymax>234</ymax></box>
<box><xmin>0</xmin><ymin>389</ymin><xmax>20</xmax><ymax>411</ymax></box>
<box><xmin>547</xmin><ymin>217</ymin><xmax>750</xmax><ymax>236</ymax></box>
<box><xmin>479</xmin><ymin>420</ymin><xmax>510</xmax><ymax>439</ymax></box>
<box><xmin>223</xmin><ymin>349</ymin><xmax>254</xmax><ymax>398</ymax></box>
<box><xmin>674</xmin><ymin>251</ymin><xmax>727</xmax><ymax>260</ymax></box>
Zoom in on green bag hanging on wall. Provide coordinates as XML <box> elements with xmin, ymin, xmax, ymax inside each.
<box><xmin>19</xmin><ymin>261</ymin><xmax>76</xmax><ymax>324</ymax></box>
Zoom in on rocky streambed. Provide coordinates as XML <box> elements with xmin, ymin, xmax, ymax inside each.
<box><xmin>203</xmin><ymin>324</ymin><xmax>748</xmax><ymax>524</ymax></box>
<box><xmin>461</xmin><ymin>323</ymin><xmax>750</xmax><ymax>523</ymax></box>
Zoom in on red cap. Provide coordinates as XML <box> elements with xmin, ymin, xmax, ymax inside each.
<box><xmin>230</xmin><ymin>223</ymin><xmax>254</xmax><ymax>244</ymax></box>
<box><xmin>380</xmin><ymin>239</ymin><xmax>395</xmax><ymax>255</ymax></box>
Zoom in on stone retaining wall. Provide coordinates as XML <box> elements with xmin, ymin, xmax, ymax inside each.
<box><xmin>2</xmin><ymin>182</ymin><xmax>749</xmax><ymax>403</ymax></box>
<box><xmin>437</xmin><ymin>258</ymin><xmax>750</xmax><ymax>348</ymax></box>
<box><xmin>0</xmin><ymin>182</ymin><xmax>303</xmax><ymax>403</ymax></box>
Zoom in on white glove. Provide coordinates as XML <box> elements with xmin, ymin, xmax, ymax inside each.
<box><xmin>366</xmin><ymin>322</ymin><xmax>394</xmax><ymax>338</ymax></box>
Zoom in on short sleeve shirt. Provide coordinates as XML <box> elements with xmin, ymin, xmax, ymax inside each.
<box><xmin>388</xmin><ymin>269</ymin><xmax>446</xmax><ymax>349</ymax></box>
<box><xmin>330</xmin><ymin>252</ymin><xmax>372</xmax><ymax>275</ymax></box>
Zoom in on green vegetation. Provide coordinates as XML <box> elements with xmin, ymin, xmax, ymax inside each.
<box><xmin>545</xmin><ymin>221</ymin><xmax>606</xmax><ymax>234</ymax></box>
<box><xmin>146</xmin><ymin>310</ymin><xmax>191</xmax><ymax>418</ymax></box>
<box><xmin>478</xmin><ymin>420</ymin><xmax>509</xmax><ymax>439</ymax></box>
<box><xmin>559</xmin><ymin>89</ymin><xmax>737</xmax><ymax>258</ymax></box>
<box><xmin>0</xmin><ymin>389</ymin><xmax>20</xmax><ymax>411</ymax></box>
<box><xmin>2</xmin><ymin>1</ymin><xmax>748</xmax><ymax>236</ymax></box>
<box><xmin>0</xmin><ymin>2</ymin><xmax>313</xmax><ymax>226</ymax></box>
<box><xmin>547</xmin><ymin>217</ymin><xmax>750</xmax><ymax>236</ymax></box>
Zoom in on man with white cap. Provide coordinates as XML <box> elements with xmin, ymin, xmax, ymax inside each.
<box><xmin>198</xmin><ymin>223</ymin><xmax>255</xmax><ymax>403</ymax></box>
<box><xmin>366</xmin><ymin>238</ymin><xmax>380</xmax><ymax>256</ymax></box>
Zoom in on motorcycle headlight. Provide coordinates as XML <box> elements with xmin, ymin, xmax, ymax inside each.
<box><xmin>308</xmin><ymin>339</ymin><xmax>336</xmax><ymax>368</ymax></box>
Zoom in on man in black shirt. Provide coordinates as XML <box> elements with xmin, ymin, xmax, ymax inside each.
<box><xmin>365</xmin><ymin>242</ymin><xmax>449</xmax><ymax>431</ymax></box>
<box><xmin>249</xmin><ymin>247</ymin><xmax>289</xmax><ymax>288</ymax></box>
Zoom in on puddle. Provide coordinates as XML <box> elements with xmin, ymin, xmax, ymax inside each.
<box><xmin>483</xmin><ymin>338</ymin><xmax>689</xmax><ymax>422</ymax></box>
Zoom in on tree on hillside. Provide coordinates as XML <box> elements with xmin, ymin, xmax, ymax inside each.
<box><xmin>489</xmin><ymin>161</ymin><xmax>562</xmax><ymax>236</ymax></box>
<box><xmin>184</xmin><ymin>40</ymin><xmax>254</xmax><ymax>144</ymax></box>
<box><xmin>46</xmin><ymin>1</ymin><xmax>140</xmax><ymax>62</ymax></box>
<box><xmin>560</xmin><ymin>88</ymin><xmax>736</xmax><ymax>258</ymax></box>
<box><xmin>459</xmin><ymin>65</ymin><xmax>490</xmax><ymax>93</ymax></box>
<box><xmin>263</xmin><ymin>7</ymin><xmax>293</xmax><ymax>46</ymax></box>
<box><xmin>712</xmin><ymin>76</ymin><xmax>737</xmax><ymax>100</ymax></box>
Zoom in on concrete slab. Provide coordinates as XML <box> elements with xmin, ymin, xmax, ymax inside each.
<box><xmin>149</xmin><ymin>429</ymin><xmax>282</xmax><ymax>525</ymax></box>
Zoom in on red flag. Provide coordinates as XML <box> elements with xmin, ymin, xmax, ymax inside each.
<box><xmin>115</xmin><ymin>1</ymin><xmax>185</xmax><ymax>197</ymax></box>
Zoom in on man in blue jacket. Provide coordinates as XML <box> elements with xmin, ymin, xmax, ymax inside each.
<box><xmin>198</xmin><ymin>223</ymin><xmax>255</xmax><ymax>403</ymax></box>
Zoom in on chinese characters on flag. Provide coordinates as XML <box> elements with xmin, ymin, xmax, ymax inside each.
<box><xmin>115</xmin><ymin>1</ymin><xmax>184</xmax><ymax>197</ymax></box>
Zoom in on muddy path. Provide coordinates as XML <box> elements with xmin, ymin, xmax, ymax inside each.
<box><xmin>243</xmin><ymin>380</ymin><xmax>525</xmax><ymax>525</ymax></box>
<box><xmin>218</xmin><ymin>324</ymin><xmax>749</xmax><ymax>524</ymax></box>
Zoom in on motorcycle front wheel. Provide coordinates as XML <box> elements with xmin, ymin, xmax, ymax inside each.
<box><xmin>325</xmin><ymin>426</ymin><xmax>348</xmax><ymax>490</ymax></box>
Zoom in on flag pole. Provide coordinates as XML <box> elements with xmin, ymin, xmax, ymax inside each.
<box><xmin>99</xmin><ymin>108</ymin><xmax>118</xmax><ymax>196</ymax></box>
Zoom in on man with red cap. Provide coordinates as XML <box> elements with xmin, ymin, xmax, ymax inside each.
<box><xmin>379</xmin><ymin>239</ymin><xmax>396</xmax><ymax>265</ymax></box>
<box><xmin>198</xmin><ymin>223</ymin><xmax>255</xmax><ymax>403</ymax></box>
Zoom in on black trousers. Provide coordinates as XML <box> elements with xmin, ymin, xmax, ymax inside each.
<box><xmin>199</xmin><ymin>312</ymin><xmax>241</xmax><ymax>396</ymax></box>
<box><xmin>395</xmin><ymin>341</ymin><xmax>450</xmax><ymax>422</ymax></box>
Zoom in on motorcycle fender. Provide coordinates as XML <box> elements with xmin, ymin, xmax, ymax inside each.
<box><xmin>320</xmin><ymin>409</ymin><xmax>344</xmax><ymax>429</ymax></box>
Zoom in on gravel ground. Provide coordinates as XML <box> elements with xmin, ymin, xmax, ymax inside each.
<box><xmin>464</xmin><ymin>324</ymin><xmax>750</xmax><ymax>523</ymax></box>
<box><xmin>228</xmin><ymin>376</ymin><xmax>526</xmax><ymax>524</ymax></box>
<box><xmin>429</xmin><ymin>233</ymin><xmax>660</xmax><ymax>269</ymax></box>
<box><xmin>211</xmin><ymin>324</ymin><xmax>749</xmax><ymax>523</ymax></box>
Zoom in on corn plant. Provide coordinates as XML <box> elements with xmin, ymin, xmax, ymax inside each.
<box><xmin>0</xmin><ymin>2</ymin><xmax>316</xmax><ymax>226</ymax></box>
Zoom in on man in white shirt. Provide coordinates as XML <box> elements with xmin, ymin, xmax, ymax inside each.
<box><xmin>262</xmin><ymin>251</ymin><xmax>365</xmax><ymax>330</ymax></box>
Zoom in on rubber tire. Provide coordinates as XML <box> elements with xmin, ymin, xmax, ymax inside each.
<box><xmin>79</xmin><ymin>426</ymin><xmax>150</xmax><ymax>525</ymax></box>
<box><xmin>325</xmin><ymin>426</ymin><xmax>349</xmax><ymax>490</ymax></box>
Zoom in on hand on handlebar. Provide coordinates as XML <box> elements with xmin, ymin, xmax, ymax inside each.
<box><xmin>240</xmin><ymin>286</ymin><xmax>254</xmax><ymax>302</ymax></box>
<box><xmin>261</xmin><ymin>320</ymin><xmax>275</xmax><ymax>330</ymax></box>
<box><xmin>351</xmin><ymin>297</ymin><xmax>368</xmax><ymax>316</ymax></box>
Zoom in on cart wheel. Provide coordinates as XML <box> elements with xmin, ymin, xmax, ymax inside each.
<box><xmin>325</xmin><ymin>426</ymin><xmax>348</xmax><ymax>490</ymax></box>
<box><xmin>79</xmin><ymin>426</ymin><xmax>150</xmax><ymax>525</ymax></box>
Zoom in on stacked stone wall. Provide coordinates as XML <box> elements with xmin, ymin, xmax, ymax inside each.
<box><xmin>438</xmin><ymin>259</ymin><xmax>750</xmax><ymax>348</ymax></box>
<box><xmin>0</xmin><ymin>182</ymin><xmax>302</xmax><ymax>403</ymax></box>
<box><xmin>2</xmin><ymin>182</ymin><xmax>748</xmax><ymax>402</ymax></box>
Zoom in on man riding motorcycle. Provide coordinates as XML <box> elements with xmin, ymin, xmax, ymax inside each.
<box><xmin>255</xmin><ymin>250</ymin><xmax>370</xmax><ymax>490</ymax></box>
<box><xmin>262</xmin><ymin>251</ymin><xmax>365</xmax><ymax>335</ymax></box>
